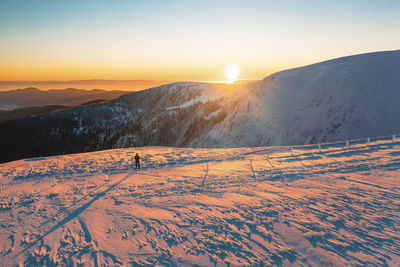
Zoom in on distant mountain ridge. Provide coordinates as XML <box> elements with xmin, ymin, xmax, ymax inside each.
<box><xmin>0</xmin><ymin>79</ymin><xmax>170</xmax><ymax>92</ymax></box>
<box><xmin>0</xmin><ymin>87</ymin><xmax>128</xmax><ymax>110</ymax></box>
<box><xmin>1</xmin><ymin>50</ymin><xmax>399</xmax><ymax>163</ymax></box>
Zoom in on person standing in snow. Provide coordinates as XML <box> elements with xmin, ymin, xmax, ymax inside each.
<box><xmin>134</xmin><ymin>153</ymin><xmax>141</xmax><ymax>169</ymax></box>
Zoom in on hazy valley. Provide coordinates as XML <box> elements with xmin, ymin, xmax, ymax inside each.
<box><xmin>1</xmin><ymin>50</ymin><xmax>399</xmax><ymax>163</ymax></box>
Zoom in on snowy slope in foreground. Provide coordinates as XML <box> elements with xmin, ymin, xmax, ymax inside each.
<box><xmin>1</xmin><ymin>136</ymin><xmax>400</xmax><ymax>265</ymax></box>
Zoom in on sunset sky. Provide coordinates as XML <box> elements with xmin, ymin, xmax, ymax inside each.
<box><xmin>1</xmin><ymin>0</ymin><xmax>400</xmax><ymax>82</ymax></box>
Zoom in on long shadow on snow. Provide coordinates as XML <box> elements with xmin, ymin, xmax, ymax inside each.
<box><xmin>39</xmin><ymin>177</ymin><xmax>114</xmax><ymax>228</ymax></box>
<box><xmin>20</xmin><ymin>169</ymin><xmax>136</xmax><ymax>256</ymax></box>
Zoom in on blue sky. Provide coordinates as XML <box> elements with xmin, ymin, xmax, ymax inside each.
<box><xmin>1</xmin><ymin>0</ymin><xmax>399</xmax><ymax>81</ymax></box>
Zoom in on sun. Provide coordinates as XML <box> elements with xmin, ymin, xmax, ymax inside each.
<box><xmin>224</xmin><ymin>64</ymin><xmax>239</xmax><ymax>83</ymax></box>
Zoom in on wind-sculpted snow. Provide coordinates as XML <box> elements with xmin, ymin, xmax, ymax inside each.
<box><xmin>1</xmin><ymin>137</ymin><xmax>400</xmax><ymax>265</ymax></box>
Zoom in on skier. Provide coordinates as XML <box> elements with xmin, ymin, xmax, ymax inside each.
<box><xmin>134</xmin><ymin>153</ymin><xmax>141</xmax><ymax>169</ymax></box>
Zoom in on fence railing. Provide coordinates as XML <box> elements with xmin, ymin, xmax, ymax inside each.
<box><xmin>287</xmin><ymin>133</ymin><xmax>400</xmax><ymax>152</ymax></box>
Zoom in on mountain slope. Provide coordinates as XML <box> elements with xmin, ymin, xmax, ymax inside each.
<box><xmin>1</xmin><ymin>138</ymin><xmax>400</xmax><ymax>265</ymax></box>
<box><xmin>0</xmin><ymin>105</ymin><xmax>69</xmax><ymax>122</ymax></box>
<box><xmin>200</xmin><ymin>50</ymin><xmax>400</xmax><ymax>146</ymax></box>
<box><xmin>0</xmin><ymin>87</ymin><xmax>128</xmax><ymax>110</ymax></box>
<box><xmin>1</xmin><ymin>50</ymin><xmax>400</xmax><ymax>163</ymax></box>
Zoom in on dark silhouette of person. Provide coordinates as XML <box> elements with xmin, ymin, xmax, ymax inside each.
<box><xmin>135</xmin><ymin>153</ymin><xmax>141</xmax><ymax>169</ymax></box>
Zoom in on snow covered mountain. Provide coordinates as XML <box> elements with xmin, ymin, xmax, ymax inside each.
<box><xmin>1</xmin><ymin>50</ymin><xmax>400</xmax><ymax>163</ymax></box>
<box><xmin>1</xmin><ymin>137</ymin><xmax>400</xmax><ymax>265</ymax></box>
<box><xmin>207</xmin><ymin>50</ymin><xmax>400</xmax><ymax>146</ymax></box>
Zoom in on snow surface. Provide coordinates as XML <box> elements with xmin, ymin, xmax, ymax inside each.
<box><xmin>193</xmin><ymin>50</ymin><xmax>400</xmax><ymax>146</ymax></box>
<box><xmin>1</xmin><ymin>136</ymin><xmax>400</xmax><ymax>265</ymax></box>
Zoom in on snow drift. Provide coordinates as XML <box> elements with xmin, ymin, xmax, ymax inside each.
<box><xmin>1</xmin><ymin>137</ymin><xmax>400</xmax><ymax>265</ymax></box>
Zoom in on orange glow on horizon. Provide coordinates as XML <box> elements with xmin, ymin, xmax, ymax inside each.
<box><xmin>0</xmin><ymin>58</ymin><xmax>289</xmax><ymax>83</ymax></box>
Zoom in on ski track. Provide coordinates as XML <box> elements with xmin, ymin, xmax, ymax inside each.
<box><xmin>0</xmin><ymin>137</ymin><xmax>400</xmax><ymax>266</ymax></box>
